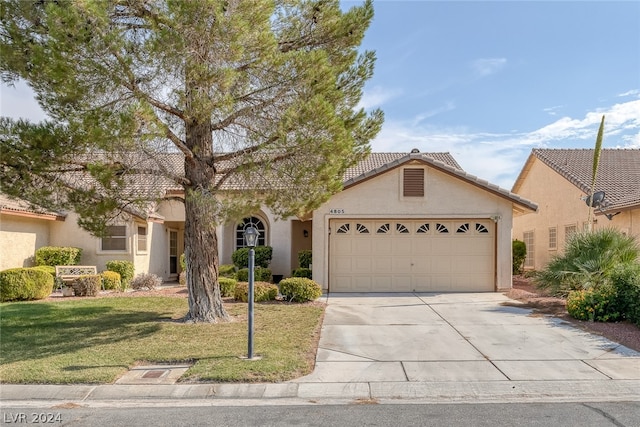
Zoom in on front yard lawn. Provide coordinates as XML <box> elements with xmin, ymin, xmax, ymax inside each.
<box><xmin>0</xmin><ymin>296</ymin><xmax>324</xmax><ymax>384</ymax></box>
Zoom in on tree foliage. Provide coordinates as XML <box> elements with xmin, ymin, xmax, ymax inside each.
<box><xmin>1</xmin><ymin>0</ymin><xmax>382</xmax><ymax>322</ymax></box>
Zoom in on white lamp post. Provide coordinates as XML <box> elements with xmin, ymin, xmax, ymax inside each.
<box><xmin>243</xmin><ymin>225</ymin><xmax>259</xmax><ymax>360</ymax></box>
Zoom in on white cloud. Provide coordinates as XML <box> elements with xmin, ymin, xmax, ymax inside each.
<box><xmin>543</xmin><ymin>105</ymin><xmax>564</xmax><ymax>116</ymax></box>
<box><xmin>471</xmin><ymin>58</ymin><xmax>507</xmax><ymax>77</ymax></box>
<box><xmin>369</xmin><ymin>98</ymin><xmax>640</xmax><ymax>189</ymax></box>
<box><xmin>411</xmin><ymin>101</ymin><xmax>456</xmax><ymax>125</ymax></box>
<box><xmin>618</xmin><ymin>89</ymin><xmax>639</xmax><ymax>98</ymax></box>
<box><xmin>356</xmin><ymin>86</ymin><xmax>402</xmax><ymax>110</ymax></box>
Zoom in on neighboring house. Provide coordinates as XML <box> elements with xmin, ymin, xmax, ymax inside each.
<box><xmin>1</xmin><ymin>150</ymin><xmax>537</xmax><ymax>292</ymax></box>
<box><xmin>512</xmin><ymin>148</ymin><xmax>640</xmax><ymax>271</ymax></box>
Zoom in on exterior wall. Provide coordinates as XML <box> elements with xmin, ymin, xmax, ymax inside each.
<box><xmin>290</xmin><ymin>220</ymin><xmax>313</xmax><ymax>273</ymax></box>
<box><xmin>218</xmin><ymin>209</ymin><xmax>294</xmax><ymax>278</ymax></box>
<box><xmin>312</xmin><ymin>163</ymin><xmax>516</xmax><ymax>291</ymax></box>
<box><xmin>512</xmin><ymin>158</ymin><xmax>639</xmax><ymax>270</ymax></box>
<box><xmin>133</xmin><ymin>220</ymin><xmax>169</xmax><ymax>279</ymax></box>
<box><xmin>0</xmin><ymin>214</ymin><xmax>52</xmax><ymax>270</ymax></box>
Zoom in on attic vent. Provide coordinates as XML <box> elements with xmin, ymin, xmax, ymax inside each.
<box><xmin>403</xmin><ymin>168</ymin><xmax>424</xmax><ymax>197</ymax></box>
<box><xmin>410</xmin><ymin>148</ymin><xmax>420</xmax><ymax>153</ymax></box>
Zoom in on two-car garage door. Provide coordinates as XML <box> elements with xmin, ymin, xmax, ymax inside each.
<box><xmin>329</xmin><ymin>219</ymin><xmax>495</xmax><ymax>292</ymax></box>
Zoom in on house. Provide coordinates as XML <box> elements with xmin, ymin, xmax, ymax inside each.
<box><xmin>512</xmin><ymin>148</ymin><xmax>640</xmax><ymax>271</ymax></box>
<box><xmin>1</xmin><ymin>150</ymin><xmax>538</xmax><ymax>292</ymax></box>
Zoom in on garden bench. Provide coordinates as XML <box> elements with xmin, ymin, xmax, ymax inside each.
<box><xmin>55</xmin><ymin>265</ymin><xmax>98</xmax><ymax>285</ymax></box>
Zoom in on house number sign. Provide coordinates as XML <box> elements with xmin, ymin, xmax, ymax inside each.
<box><xmin>329</xmin><ymin>208</ymin><xmax>345</xmax><ymax>214</ymax></box>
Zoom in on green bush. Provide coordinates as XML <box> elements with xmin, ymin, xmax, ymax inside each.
<box><xmin>232</xmin><ymin>246</ymin><xmax>273</xmax><ymax>269</ymax></box>
<box><xmin>0</xmin><ymin>268</ymin><xmax>54</xmax><ymax>302</ymax></box>
<box><xmin>292</xmin><ymin>268</ymin><xmax>312</xmax><ymax>279</ymax></box>
<box><xmin>219</xmin><ymin>264</ymin><xmax>236</xmax><ymax>278</ymax></box>
<box><xmin>512</xmin><ymin>240</ymin><xmax>526</xmax><ymax>275</ymax></box>
<box><xmin>535</xmin><ymin>228</ymin><xmax>639</xmax><ymax>296</ymax></box>
<box><xmin>101</xmin><ymin>270</ymin><xmax>122</xmax><ymax>291</ymax></box>
<box><xmin>236</xmin><ymin>267</ymin><xmax>272</xmax><ymax>282</ymax></box>
<box><xmin>279</xmin><ymin>277</ymin><xmax>322</xmax><ymax>302</ymax></box>
<box><xmin>106</xmin><ymin>260</ymin><xmax>135</xmax><ymax>287</ymax></box>
<box><xmin>180</xmin><ymin>253</ymin><xmax>186</xmax><ymax>270</ymax></box>
<box><xmin>29</xmin><ymin>265</ymin><xmax>56</xmax><ymax>278</ymax></box>
<box><xmin>234</xmin><ymin>281</ymin><xmax>278</xmax><ymax>302</ymax></box>
<box><xmin>35</xmin><ymin>246</ymin><xmax>82</xmax><ymax>266</ymax></box>
<box><xmin>71</xmin><ymin>275</ymin><xmax>101</xmax><ymax>297</ymax></box>
<box><xmin>298</xmin><ymin>250</ymin><xmax>312</xmax><ymax>269</ymax></box>
<box><xmin>566</xmin><ymin>284</ymin><xmax>621</xmax><ymax>322</ymax></box>
<box><xmin>130</xmin><ymin>273</ymin><xmax>162</xmax><ymax>290</ymax></box>
<box><xmin>218</xmin><ymin>277</ymin><xmax>237</xmax><ymax>297</ymax></box>
<box><xmin>612</xmin><ymin>264</ymin><xmax>640</xmax><ymax>326</ymax></box>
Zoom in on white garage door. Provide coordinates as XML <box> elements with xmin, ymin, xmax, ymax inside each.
<box><xmin>329</xmin><ymin>219</ymin><xmax>495</xmax><ymax>292</ymax></box>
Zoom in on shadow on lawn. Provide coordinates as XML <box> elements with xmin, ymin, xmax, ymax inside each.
<box><xmin>0</xmin><ymin>301</ymin><xmax>166</xmax><ymax>365</ymax></box>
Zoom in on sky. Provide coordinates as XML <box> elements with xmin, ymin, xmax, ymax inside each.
<box><xmin>1</xmin><ymin>1</ymin><xmax>639</xmax><ymax>190</ymax></box>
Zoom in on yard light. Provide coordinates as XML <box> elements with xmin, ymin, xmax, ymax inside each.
<box><xmin>244</xmin><ymin>225</ymin><xmax>260</xmax><ymax>360</ymax></box>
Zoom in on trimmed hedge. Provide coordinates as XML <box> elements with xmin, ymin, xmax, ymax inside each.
<box><xmin>71</xmin><ymin>275</ymin><xmax>101</xmax><ymax>297</ymax></box>
<box><xmin>106</xmin><ymin>260</ymin><xmax>135</xmax><ymax>287</ymax></box>
<box><xmin>101</xmin><ymin>271</ymin><xmax>122</xmax><ymax>291</ymax></box>
<box><xmin>236</xmin><ymin>267</ymin><xmax>272</xmax><ymax>282</ymax></box>
<box><xmin>35</xmin><ymin>246</ymin><xmax>82</xmax><ymax>266</ymax></box>
<box><xmin>612</xmin><ymin>264</ymin><xmax>640</xmax><ymax>326</ymax></box>
<box><xmin>279</xmin><ymin>277</ymin><xmax>322</xmax><ymax>302</ymax></box>
<box><xmin>219</xmin><ymin>277</ymin><xmax>237</xmax><ymax>297</ymax></box>
<box><xmin>29</xmin><ymin>265</ymin><xmax>56</xmax><ymax>279</ymax></box>
<box><xmin>292</xmin><ymin>268</ymin><xmax>312</xmax><ymax>279</ymax></box>
<box><xmin>234</xmin><ymin>281</ymin><xmax>278</xmax><ymax>302</ymax></box>
<box><xmin>219</xmin><ymin>264</ymin><xmax>236</xmax><ymax>278</ymax></box>
<box><xmin>0</xmin><ymin>268</ymin><xmax>54</xmax><ymax>302</ymax></box>
<box><xmin>232</xmin><ymin>246</ymin><xmax>272</xmax><ymax>269</ymax></box>
<box><xmin>298</xmin><ymin>250</ymin><xmax>312</xmax><ymax>269</ymax></box>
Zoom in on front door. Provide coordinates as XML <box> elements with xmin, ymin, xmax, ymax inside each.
<box><xmin>169</xmin><ymin>229</ymin><xmax>178</xmax><ymax>278</ymax></box>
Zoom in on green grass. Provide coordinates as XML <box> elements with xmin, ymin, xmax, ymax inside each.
<box><xmin>0</xmin><ymin>297</ymin><xmax>324</xmax><ymax>384</ymax></box>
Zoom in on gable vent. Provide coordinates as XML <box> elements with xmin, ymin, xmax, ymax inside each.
<box><xmin>403</xmin><ymin>168</ymin><xmax>424</xmax><ymax>197</ymax></box>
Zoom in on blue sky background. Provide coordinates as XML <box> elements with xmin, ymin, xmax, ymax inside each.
<box><xmin>1</xmin><ymin>1</ymin><xmax>638</xmax><ymax>190</ymax></box>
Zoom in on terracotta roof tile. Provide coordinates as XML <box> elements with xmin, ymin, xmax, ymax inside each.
<box><xmin>532</xmin><ymin>148</ymin><xmax>640</xmax><ymax>211</ymax></box>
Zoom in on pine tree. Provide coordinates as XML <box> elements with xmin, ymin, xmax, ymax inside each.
<box><xmin>1</xmin><ymin>0</ymin><xmax>383</xmax><ymax>322</ymax></box>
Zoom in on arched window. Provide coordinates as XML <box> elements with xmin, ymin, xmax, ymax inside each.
<box><xmin>236</xmin><ymin>217</ymin><xmax>267</xmax><ymax>248</ymax></box>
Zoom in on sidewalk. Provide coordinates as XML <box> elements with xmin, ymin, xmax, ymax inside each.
<box><xmin>3</xmin><ymin>293</ymin><xmax>640</xmax><ymax>406</ymax></box>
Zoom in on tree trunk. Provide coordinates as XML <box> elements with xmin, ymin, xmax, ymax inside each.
<box><xmin>182</xmin><ymin>119</ymin><xmax>229</xmax><ymax>323</ymax></box>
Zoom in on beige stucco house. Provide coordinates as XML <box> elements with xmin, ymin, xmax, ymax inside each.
<box><xmin>512</xmin><ymin>148</ymin><xmax>640</xmax><ymax>271</ymax></box>
<box><xmin>1</xmin><ymin>150</ymin><xmax>537</xmax><ymax>292</ymax></box>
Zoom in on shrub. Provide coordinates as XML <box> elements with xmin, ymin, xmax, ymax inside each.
<box><xmin>232</xmin><ymin>246</ymin><xmax>273</xmax><ymax>268</ymax></box>
<box><xmin>234</xmin><ymin>281</ymin><xmax>278</xmax><ymax>302</ymax></box>
<box><xmin>292</xmin><ymin>268</ymin><xmax>312</xmax><ymax>279</ymax></box>
<box><xmin>535</xmin><ymin>228</ymin><xmax>639</xmax><ymax>296</ymax></box>
<box><xmin>512</xmin><ymin>240</ymin><xmax>526</xmax><ymax>275</ymax></box>
<box><xmin>106</xmin><ymin>260</ymin><xmax>135</xmax><ymax>287</ymax></box>
<box><xmin>298</xmin><ymin>250</ymin><xmax>312</xmax><ymax>269</ymax></box>
<box><xmin>179</xmin><ymin>271</ymin><xmax>187</xmax><ymax>286</ymax></box>
<box><xmin>101</xmin><ymin>271</ymin><xmax>122</xmax><ymax>291</ymax></box>
<box><xmin>29</xmin><ymin>265</ymin><xmax>56</xmax><ymax>278</ymax></box>
<box><xmin>71</xmin><ymin>275</ymin><xmax>101</xmax><ymax>297</ymax></box>
<box><xmin>218</xmin><ymin>277</ymin><xmax>237</xmax><ymax>297</ymax></box>
<box><xmin>612</xmin><ymin>263</ymin><xmax>640</xmax><ymax>326</ymax></box>
<box><xmin>180</xmin><ymin>253</ymin><xmax>186</xmax><ymax>270</ymax></box>
<box><xmin>219</xmin><ymin>264</ymin><xmax>236</xmax><ymax>278</ymax></box>
<box><xmin>236</xmin><ymin>267</ymin><xmax>272</xmax><ymax>282</ymax></box>
<box><xmin>0</xmin><ymin>268</ymin><xmax>54</xmax><ymax>302</ymax></box>
<box><xmin>566</xmin><ymin>284</ymin><xmax>621</xmax><ymax>322</ymax></box>
<box><xmin>130</xmin><ymin>273</ymin><xmax>162</xmax><ymax>290</ymax></box>
<box><xmin>35</xmin><ymin>246</ymin><xmax>82</xmax><ymax>266</ymax></box>
<box><xmin>279</xmin><ymin>277</ymin><xmax>322</xmax><ymax>302</ymax></box>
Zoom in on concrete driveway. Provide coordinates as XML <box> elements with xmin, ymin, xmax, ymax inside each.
<box><xmin>295</xmin><ymin>293</ymin><xmax>640</xmax><ymax>383</ymax></box>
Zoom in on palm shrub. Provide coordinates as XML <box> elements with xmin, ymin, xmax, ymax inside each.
<box><xmin>0</xmin><ymin>268</ymin><xmax>54</xmax><ymax>302</ymax></box>
<box><xmin>512</xmin><ymin>239</ymin><xmax>526</xmax><ymax>274</ymax></box>
<box><xmin>535</xmin><ymin>228</ymin><xmax>638</xmax><ymax>296</ymax></box>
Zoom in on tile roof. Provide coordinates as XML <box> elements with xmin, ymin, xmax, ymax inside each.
<box><xmin>0</xmin><ymin>194</ymin><xmax>66</xmax><ymax>220</ymax></box>
<box><xmin>344</xmin><ymin>152</ymin><xmax>538</xmax><ymax>213</ymax></box>
<box><xmin>527</xmin><ymin>148</ymin><xmax>640</xmax><ymax>212</ymax></box>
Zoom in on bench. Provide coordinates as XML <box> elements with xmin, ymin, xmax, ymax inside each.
<box><xmin>55</xmin><ymin>265</ymin><xmax>98</xmax><ymax>285</ymax></box>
